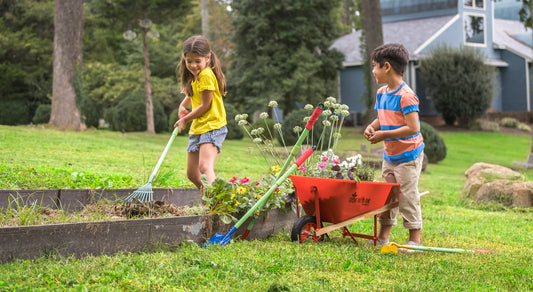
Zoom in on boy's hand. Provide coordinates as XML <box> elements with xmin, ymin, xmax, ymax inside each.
<box><xmin>368</xmin><ymin>130</ymin><xmax>385</xmax><ymax>144</ymax></box>
<box><xmin>364</xmin><ymin>125</ymin><xmax>375</xmax><ymax>141</ymax></box>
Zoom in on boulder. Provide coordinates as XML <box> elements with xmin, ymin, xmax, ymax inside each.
<box><xmin>464</xmin><ymin>163</ymin><xmax>532</xmax><ymax>207</ymax></box>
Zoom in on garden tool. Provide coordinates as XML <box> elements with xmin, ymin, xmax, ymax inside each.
<box><xmin>241</xmin><ymin>104</ymin><xmax>324</xmax><ymax>240</ymax></box>
<box><xmin>380</xmin><ymin>242</ymin><xmax>492</xmax><ymax>254</ymax></box>
<box><xmin>124</xmin><ymin>111</ymin><xmax>189</xmax><ymax>205</ymax></box>
<box><xmin>207</xmin><ymin>146</ymin><xmax>317</xmax><ymax>246</ymax></box>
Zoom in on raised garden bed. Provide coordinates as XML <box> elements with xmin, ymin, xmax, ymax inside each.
<box><xmin>0</xmin><ymin>188</ymin><xmax>296</xmax><ymax>263</ymax></box>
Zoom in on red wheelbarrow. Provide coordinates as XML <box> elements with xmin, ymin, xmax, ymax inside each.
<box><xmin>289</xmin><ymin>175</ymin><xmax>422</xmax><ymax>245</ymax></box>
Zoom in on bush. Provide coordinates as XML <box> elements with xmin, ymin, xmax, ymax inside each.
<box><xmin>108</xmin><ymin>92</ymin><xmax>168</xmax><ymax>133</ymax></box>
<box><xmin>420</xmin><ymin>121</ymin><xmax>446</xmax><ymax>163</ymax></box>
<box><xmin>499</xmin><ymin>117</ymin><xmax>519</xmax><ymax>128</ymax></box>
<box><xmin>419</xmin><ymin>45</ymin><xmax>496</xmax><ymax>126</ymax></box>
<box><xmin>277</xmin><ymin>108</ymin><xmax>332</xmax><ymax>149</ymax></box>
<box><xmin>250</xmin><ymin>118</ymin><xmax>275</xmax><ymax>141</ymax></box>
<box><xmin>32</xmin><ymin>104</ymin><xmax>51</xmax><ymax>124</ymax></box>
<box><xmin>224</xmin><ymin>103</ymin><xmax>244</xmax><ymax>140</ymax></box>
<box><xmin>0</xmin><ymin>99</ymin><xmax>32</xmax><ymax>125</ymax></box>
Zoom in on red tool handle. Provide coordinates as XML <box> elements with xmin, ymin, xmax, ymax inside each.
<box><xmin>179</xmin><ymin>109</ymin><xmax>189</xmax><ymax>119</ymax></box>
<box><xmin>305</xmin><ymin>103</ymin><xmax>324</xmax><ymax>130</ymax></box>
<box><xmin>295</xmin><ymin>146</ymin><xmax>316</xmax><ymax>166</ymax></box>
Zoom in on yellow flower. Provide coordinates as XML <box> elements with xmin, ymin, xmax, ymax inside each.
<box><xmin>271</xmin><ymin>165</ymin><xmax>281</xmax><ymax>172</ymax></box>
<box><xmin>257</xmin><ymin>194</ymin><xmax>262</xmax><ymax>199</ymax></box>
<box><xmin>237</xmin><ymin>187</ymin><xmax>246</xmax><ymax>194</ymax></box>
<box><xmin>235</xmin><ymin>201</ymin><xmax>240</xmax><ymax>206</ymax></box>
<box><xmin>255</xmin><ymin>210</ymin><xmax>260</xmax><ymax>216</ymax></box>
<box><xmin>231</xmin><ymin>193</ymin><xmax>236</xmax><ymax>200</ymax></box>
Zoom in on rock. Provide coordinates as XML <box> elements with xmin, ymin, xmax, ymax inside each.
<box><xmin>464</xmin><ymin>163</ymin><xmax>532</xmax><ymax>207</ymax></box>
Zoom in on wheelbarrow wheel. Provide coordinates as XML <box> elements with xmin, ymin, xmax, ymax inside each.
<box><xmin>291</xmin><ymin>215</ymin><xmax>324</xmax><ymax>243</ymax></box>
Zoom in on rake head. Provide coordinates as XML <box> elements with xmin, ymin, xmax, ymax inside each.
<box><xmin>380</xmin><ymin>244</ymin><xmax>400</xmax><ymax>254</ymax></box>
<box><xmin>124</xmin><ymin>183</ymin><xmax>154</xmax><ymax>204</ymax></box>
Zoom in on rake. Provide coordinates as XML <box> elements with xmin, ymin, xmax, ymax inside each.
<box><xmin>380</xmin><ymin>242</ymin><xmax>492</xmax><ymax>254</ymax></box>
<box><xmin>124</xmin><ymin>112</ymin><xmax>188</xmax><ymax>204</ymax></box>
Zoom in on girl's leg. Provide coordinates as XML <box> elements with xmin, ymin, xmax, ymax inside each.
<box><xmin>187</xmin><ymin>151</ymin><xmax>202</xmax><ymax>189</ymax></box>
<box><xmin>198</xmin><ymin>142</ymin><xmax>219</xmax><ymax>184</ymax></box>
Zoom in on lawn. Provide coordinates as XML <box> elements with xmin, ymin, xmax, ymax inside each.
<box><xmin>0</xmin><ymin>125</ymin><xmax>532</xmax><ymax>291</ymax></box>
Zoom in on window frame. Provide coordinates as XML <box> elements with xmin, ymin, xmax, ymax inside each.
<box><xmin>463</xmin><ymin>0</ymin><xmax>484</xmax><ymax>10</ymax></box>
<box><xmin>463</xmin><ymin>12</ymin><xmax>486</xmax><ymax>47</ymax></box>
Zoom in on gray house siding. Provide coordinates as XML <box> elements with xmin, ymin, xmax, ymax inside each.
<box><xmin>500</xmin><ymin>50</ymin><xmax>530</xmax><ymax>111</ymax></box>
<box><xmin>339</xmin><ymin>66</ymin><xmax>366</xmax><ymax>113</ymax></box>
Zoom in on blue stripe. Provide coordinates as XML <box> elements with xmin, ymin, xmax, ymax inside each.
<box><xmin>384</xmin><ymin>143</ymin><xmax>425</xmax><ymax>164</ymax></box>
<box><xmin>384</xmin><ymin>131</ymin><xmax>421</xmax><ymax>142</ymax></box>
<box><xmin>376</xmin><ymin>93</ymin><xmax>402</xmax><ymax>111</ymax></box>
<box><xmin>402</xmin><ymin>104</ymin><xmax>419</xmax><ymax>115</ymax></box>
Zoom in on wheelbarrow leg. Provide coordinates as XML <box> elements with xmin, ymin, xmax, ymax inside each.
<box><xmin>312</xmin><ymin>186</ymin><xmax>323</xmax><ymax>236</ymax></box>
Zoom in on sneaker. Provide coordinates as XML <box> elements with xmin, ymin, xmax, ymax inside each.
<box><xmin>367</xmin><ymin>239</ymin><xmax>389</xmax><ymax>246</ymax></box>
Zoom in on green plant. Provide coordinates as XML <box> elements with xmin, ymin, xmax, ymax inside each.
<box><xmin>517</xmin><ymin>122</ymin><xmax>532</xmax><ymax>132</ymax></box>
<box><xmin>108</xmin><ymin>92</ymin><xmax>168</xmax><ymax>133</ymax></box>
<box><xmin>420</xmin><ymin>121</ymin><xmax>447</xmax><ymax>163</ymax></box>
<box><xmin>224</xmin><ymin>103</ymin><xmax>244</xmax><ymax>140</ymax></box>
<box><xmin>0</xmin><ymin>99</ymin><xmax>32</xmax><ymax>125</ymax></box>
<box><xmin>32</xmin><ymin>104</ymin><xmax>51</xmax><ymax>124</ymax></box>
<box><xmin>419</xmin><ymin>45</ymin><xmax>496</xmax><ymax>126</ymax></box>
<box><xmin>500</xmin><ymin>117</ymin><xmax>519</xmax><ymax>128</ymax></box>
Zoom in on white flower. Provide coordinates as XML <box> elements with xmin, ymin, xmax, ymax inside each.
<box><xmin>268</xmin><ymin>100</ymin><xmax>278</xmax><ymax>107</ymax></box>
<box><xmin>333</xmin><ymin>132</ymin><xmax>342</xmax><ymax>139</ymax></box>
<box><xmin>251</xmin><ymin>129</ymin><xmax>258</xmax><ymax>136</ymax></box>
<box><xmin>304</xmin><ymin>104</ymin><xmax>314</xmax><ymax>110</ymax></box>
<box><xmin>256</xmin><ymin>127</ymin><xmax>264</xmax><ymax>134</ymax></box>
<box><xmin>274</xmin><ymin>123</ymin><xmax>282</xmax><ymax>130</ymax></box>
<box><xmin>260</xmin><ymin>112</ymin><xmax>269</xmax><ymax>119</ymax></box>
<box><xmin>341</xmin><ymin>110</ymin><xmax>350</xmax><ymax>117</ymax></box>
<box><xmin>322</xmin><ymin>120</ymin><xmax>331</xmax><ymax>127</ymax></box>
<box><xmin>303</xmin><ymin>117</ymin><xmax>310</xmax><ymax>123</ymax></box>
<box><xmin>324</xmin><ymin>100</ymin><xmax>332</xmax><ymax>108</ymax></box>
<box><xmin>329</xmin><ymin>115</ymin><xmax>339</xmax><ymax>122</ymax></box>
<box><xmin>293</xmin><ymin>126</ymin><xmax>302</xmax><ymax>133</ymax></box>
<box><xmin>238</xmin><ymin>120</ymin><xmax>248</xmax><ymax>126</ymax></box>
<box><xmin>341</xmin><ymin>104</ymin><xmax>349</xmax><ymax>111</ymax></box>
<box><xmin>322</xmin><ymin>109</ymin><xmax>332</xmax><ymax>117</ymax></box>
<box><xmin>326</xmin><ymin>96</ymin><xmax>337</xmax><ymax>104</ymax></box>
<box><xmin>253</xmin><ymin>138</ymin><xmax>262</xmax><ymax>144</ymax></box>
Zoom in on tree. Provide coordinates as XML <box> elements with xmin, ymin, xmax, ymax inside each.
<box><xmin>228</xmin><ymin>0</ymin><xmax>344</xmax><ymax>115</ymax></box>
<box><xmin>89</xmin><ymin>0</ymin><xmax>191</xmax><ymax>133</ymax></box>
<box><xmin>419</xmin><ymin>45</ymin><xmax>496</xmax><ymax>126</ymax></box>
<box><xmin>49</xmin><ymin>0</ymin><xmax>84</xmax><ymax>129</ymax></box>
<box><xmin>360</xmin><ymin>0</ymin><xmax>383</xmax><ymax>124</ymax></box>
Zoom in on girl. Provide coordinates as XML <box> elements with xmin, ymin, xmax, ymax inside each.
<box><xmin>174</xmin><ymin>35</ymin><xmax>227</xmax><ymax>189</ymax></box>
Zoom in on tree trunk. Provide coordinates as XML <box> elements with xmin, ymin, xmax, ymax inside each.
<box><xmin>50</xmin><ymin>0</ymin><xmax>83</xmax><ymax>130</ymax></box>
<box><xmin>361</xmin><ymin>0</ymin><xmax>383</xmax><ymax>123</ymax></box>
<box><xmin>143</xmin><ymin>27</ymin><xmax>155</xmax><ymax>134</ymax></box>
<box><xmin>201</xmin><ymin>0</ymin><xmax>209</xmax><ymax>36</ymax></box>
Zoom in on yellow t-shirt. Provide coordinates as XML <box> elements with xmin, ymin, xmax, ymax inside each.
<box><xmin>189</xmin><ymin>67</ymin><xmax>227</xmax><ymax>135</ymax></box>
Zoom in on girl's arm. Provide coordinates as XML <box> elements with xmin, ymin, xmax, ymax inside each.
<box><xmin>174</xmin><ymin>91</ymin><xmax>214</xmax><ymax>132</ymax></box>
<box><xmin>368</xmin><ymin>111</ymin><xmax>420</xmax><ymax>144</ymax></box>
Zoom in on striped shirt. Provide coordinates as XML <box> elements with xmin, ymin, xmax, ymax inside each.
<box><xmin>374</xmin><ymin>82</ymin><xmax>424</xmax><ymax>164</ymax></box>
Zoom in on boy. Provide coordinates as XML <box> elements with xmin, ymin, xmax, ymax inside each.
<box><xmin>364</xmin><ymin>43</ymin><xmax>425</xmax><ymax>246</ymax></box>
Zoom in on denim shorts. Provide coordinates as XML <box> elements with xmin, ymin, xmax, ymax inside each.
<box><xmin>187</xmin><ymin>126</ymin><xmax>228</xmax><ymax>153</ymax></box>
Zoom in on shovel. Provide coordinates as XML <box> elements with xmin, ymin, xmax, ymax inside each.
<box><xmin>241</xmin><ymin>103</ymin><xmax>324</xmax><ymax>240</ymax></box>
<box><xmin>380</xmin><ymin>242</ymin><xmax>492</xmax><ymax>254</ymax></box>
<box><xmin>207</xmin><ymin>146</ymin><xmax>317</xmax><ymax>246</ymax></box>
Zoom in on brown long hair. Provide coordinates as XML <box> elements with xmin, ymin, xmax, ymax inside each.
<box><xmin>178</xmin><ymin>35</ymin><xmax>227</xmax><ymax>97</ymax></box>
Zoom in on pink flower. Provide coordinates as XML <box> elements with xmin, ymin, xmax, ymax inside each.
<box><xmin>333</xmin><ymin>158</ymin><xmax>341</xmax><ymax>165</ymax></box>
<box><xmin>299</xmin><ymin>164</ymin><xmax>307</xmax><ymax>173</ymax></box>
<box><xmin>240</xmin><ymin>177</ymin><xmax>250</xmax><ymax>184</ymax></box>
<box><xmin>229</xmin><ymin>176</ymin><xmax>238</xmax><ymax>184</ymax></box>
<box><xmin>255</xmin><ymin>182</ymin><xmax>260</xmax><ymax>186</ymax></box>
<box><xmin>275</xmin><ymin>188</ymin><xmax>280</xmax><ymax>193</ymax></box>
<box><xmin>318</xmin><ymin>163</ymin><xmax>327</xmax><ymax>169</ymax></box>
<box><xmin>321</xmin><ymin>156</ymin><xmax>329</xmax><ymax>162</ymax></box>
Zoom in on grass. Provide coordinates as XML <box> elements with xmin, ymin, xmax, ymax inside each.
<box><xmin>0</xmin><ymin>125</ymin><xmax>532</xmax><ymax>290</ymax></box>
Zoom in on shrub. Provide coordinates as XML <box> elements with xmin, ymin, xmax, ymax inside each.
<box><xmin>0</xmin><ymin>99</ymin><xmax>32</xmax><ymax>125</ymax></box>
<box><xmin>499</xmin><ymin>117</ymin><xmax>519</xmax><ymax>128</ymax></box>
<box><xmin>108</xmin><ymin>92</ymin><xmax>168</xmax><ymax>133</ymax></box>
<box><xmin>420</xmin><ymin>121</ymin><xmax>446</xmax><ymax>163</ymax></box>
<box><xmin>276</xmin><ymin>108</ymin><xmax>333</xmax><ymax>150</ymax></box>
<box><xmin>250</xmin><ymin>118</ymin><xmax>275</xmax><ymax>141</ymax></box>
<box><xmin>224</xmin><ymin>103</ymin><xmax>244</xmax><ymax>140</ymax></box>
<box><xmin>419</xmin><ymin>45</ymin><xmax>496</xmax><ymax>126</ymax></box>
<box><xmin>517</xmin><ymin>122</ymin><xmax>532</xmax><ymax>132</ymax></box>
<box><xmin>32</xmin><ymin>104</ymin><xmax>51</xmax><ymax>124</ymax></box>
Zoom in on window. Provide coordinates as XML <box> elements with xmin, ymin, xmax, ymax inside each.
<box><xmin>464</xmin><ymin>0</ymin><xmax>484</xmax><ymax>9</ymax></box>
<box><xmin>464</xmin><ymin>13</ymin><xmax>485</xmax><ymax>45</ymax></box>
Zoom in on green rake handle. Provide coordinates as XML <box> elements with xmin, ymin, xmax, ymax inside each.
<box><xmin>147</xmin><ymin>111</ymin><xmax>189</xmax><ymax>184</ymax></box>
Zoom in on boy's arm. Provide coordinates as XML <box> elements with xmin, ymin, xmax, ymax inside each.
<box><xmin>368</xmin><ymin>111</ymin><xmax>420</xmax><ymax>144</ymax></box>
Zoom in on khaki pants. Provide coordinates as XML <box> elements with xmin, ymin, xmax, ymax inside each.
<box><xmin>379</xmin><ymin>153</ymin><xmax>424</xmax><ymax>230</ymax></box>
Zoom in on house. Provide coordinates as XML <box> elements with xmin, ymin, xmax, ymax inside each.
<box><xmin>331</xmin><ymin>0</ymin><xmax>533</xmax><ymax>124</ymax></box>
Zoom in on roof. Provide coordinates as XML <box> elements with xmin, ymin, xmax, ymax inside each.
<box><xmin>331</xmin><ymin>15</ymin><xmax>456</xmax><ymax>66</ymax></box>
<box><xmin>331</xmin><ymin>15</ymin><xmax>533</xmax><ymax>66</ymax></box>
<box><xmin>493</xmin><ymin>18</ymin><xmax>533</xmax><ymax>60</ymax></box>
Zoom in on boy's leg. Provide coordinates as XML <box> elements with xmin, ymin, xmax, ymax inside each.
<box><xmin>395</xmin><ymin>154</ymin><xmax>424</xmax><ymax>244</ymax></box>
<box><xmin>377</xmin><ymin>163</ymin><xmax>399</xmax><ymax>242</ymax></box>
